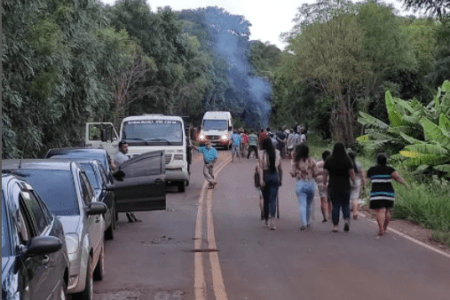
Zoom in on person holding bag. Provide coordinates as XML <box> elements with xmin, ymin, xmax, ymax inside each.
<box><xmin>257</xmin><ymin>138</ymin><xmax>282</xmax><ymax>230</ymax></box>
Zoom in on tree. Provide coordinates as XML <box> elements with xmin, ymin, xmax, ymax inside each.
<box><xmin>402</xmin><ymin>0</ymin><xmax>450</xmax><ymax>17</ymax></box>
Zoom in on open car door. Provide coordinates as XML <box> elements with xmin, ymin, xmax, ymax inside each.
<box><xmin>114</xmin><ymin>151</ymin><xmax>166</xmax><ymax>212</ymax></box>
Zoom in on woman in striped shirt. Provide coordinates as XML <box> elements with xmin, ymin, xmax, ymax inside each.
<box><xmin>367</xmin><ymin>153</ymin><xmax>407</xmax><ymax>236</ymax></box>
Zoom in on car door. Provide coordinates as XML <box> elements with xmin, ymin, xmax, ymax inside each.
<box><xmin>78</xmin><ymin>170</ymin><xmax>103</xmax><ymax>264</ymax></box>
<box><xmin>85</xmin><ymin>122</ymin><xmax>119</xmax><ymax>155</ymax></box>
<box><xmin>13</xmin><ymin>183</ymin><xmax>51</xmax><ymax>300</ymax></box>
<box><xmin>97</xmin><ymin>163</ymin><xmax>114</xmax><ymax>225</ymax></box>
<box><xmin>114</xmin><ymin>150</ymin><xmax>166</xmax><ymax>212</ymax></box>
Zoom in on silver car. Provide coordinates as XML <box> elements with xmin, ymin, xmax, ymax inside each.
<box><xmin>2</xmin><ymin>159</ymin><xmax>107</xmax><ymax>300</ymax></box>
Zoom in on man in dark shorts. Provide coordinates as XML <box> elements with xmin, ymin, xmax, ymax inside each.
<box><xmin>367</xmin><ymin>153</ymin><xmax>408</xmax><ymax>236</ymax></box>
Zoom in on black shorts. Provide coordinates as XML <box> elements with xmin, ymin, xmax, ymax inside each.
<box><xmin>370</xmin><ymin>200</ymin><xmax>394</xmax><ymax>209</ymax></box>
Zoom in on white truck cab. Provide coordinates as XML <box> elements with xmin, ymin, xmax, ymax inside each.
<box><xmin>85</xmin><ymin>114</ymin><xmax>190</xmax><ymax>192</ymax></box>
<box><xmin>197</xmin><ymin>111</ymin><xmax>233</xmax><ymax>149</ymax></box>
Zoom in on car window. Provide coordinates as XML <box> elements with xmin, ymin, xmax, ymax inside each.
<box><xmin>121</xmin><ymin>155</ymin><xmax>162</xmax><ymax>177</ymax></box>
<box><xmin>79</xmin><ymin>172</ymin><xmax>94</xmax><ymax>205</ymax></box>
<box><xmin>97</xmin><ymin>164</ymin><xmax>108</xmax><ymax>186</ymax></box>
<box><xmin>15</xmin><ymin>170</ymin><xmax>80</xmax><ymax>216</ymax></box>
<box><xmin>17</xmin><ymin>204</ymin><xmax>33</xmax><ymax>244</ymax></box>
<box><xmin>20</xmin><ymin>190</ymin><xmax>48</xmax><ymax>235</ymax></box>
<box><xmin>48</xmin><ymin>152</ymin><xmax>108</xmax><ymax>174</ymax></box>
<box><xmin>80</xmin><ymin>163</ymin><xmax>100</xmax><ymax>190</ymax></box>
<box><xmin>32</xmin><ymin>191</ymin><xmax>54</xmax><ymax>223</ymax></box>
<box><xmin>2</xmin><ymin>192</ymin><xmax>11</xmax><ymax>256</ymax></box>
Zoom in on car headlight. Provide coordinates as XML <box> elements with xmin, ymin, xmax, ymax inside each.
<box><xmin>199</xmin><ymin>135</ymin><xmax>205</xmax><ymax>140</ymax></box>
<box><xmin>65</xmin><ymin>233</ymin><xmax>79</xmax><ymax>254</ymax></box>
<box><xmin>221</xmin><ymin>135</ymin><xmax>228</xmax><ymax>140</ymax></box>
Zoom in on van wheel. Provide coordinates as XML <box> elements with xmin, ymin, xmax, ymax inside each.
<box><xmin>178</xmin><ymin>182</ymin><xmax>186</xmax><ymax>193</ymax></box>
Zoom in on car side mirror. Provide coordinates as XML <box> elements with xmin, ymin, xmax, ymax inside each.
<box><xmin>100</xmin><ymin>129</ymin><xmax>108</xmax><ymax>142</ymax></box>
<box><xmin>105</xmin><ymin>183</ymin><xmax>116</xmax><ymax>191</ymax></box>
<box><xmin>26</xmin><ymin>236</ymin><xmax>62</xmax><ymax>257</ymax></box>
<box><xmin>112</xmin><ymin>170</ymin><xmax>125</xmax><ymax>181</ymax></box>
<box><xmin>86</xmin><ymin>202</ymin><xmax>107</xmax><ymax>215</ymax></box>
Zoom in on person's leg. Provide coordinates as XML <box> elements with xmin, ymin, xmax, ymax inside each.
<box><xmin>209</xmin><ymin>165</ymin><xmax>216</xmax><ymax>187</ymax></box>
<box><xmin>203</xmin><ymin>164</ymin><xmax>214</xmax><ymax>187</ymax></box>
<box><xmin>330</xmin><ymin>190</ymin><xmax>340</xmax><ymax>231</ymax></box>
<box><xmin>247</xmin><ymin>146</ymin><xmax>252</xmax><ymax>159</ymax></box>
<box><xmin>376</xmin><ymin>208</ymin><xmax>386</xmax><ymax>235</ymax></box>
<box><xmin>384</xmin><ymin>208</ymin><xmax>391</xmax><ymax>232</ymax></box>
<box><xmin>352</xmin><ymin>199</ymin><xmax>359</xmax><ymax>219</ymax></box>
<box><xmin>267</xmin><ymin>177</ymin><xmax>279</xmax><ymax>229</ymax></box>
<box><xmin>305</xmin><ymin>182</ymin><xmax>316</xmax><ymax>227</ymax></box>
<box><xmin>341</xmin><ymin>189</ymin><xmax>351</xmax><ymax>231</ymax></box>
<box><xmin>296</xmin><ymin>181</ymin><xmax>308</xmax><ymax>229</ymax></box>
<box><xmin>262</xmin><ymin>185</ymin><xmax>269</xmax><ymax>226</ymax></box>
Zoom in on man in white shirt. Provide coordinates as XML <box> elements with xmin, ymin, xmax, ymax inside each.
<box><xmin>113</xmin><ymin>141</ymin><xmax>140</xmax><ymax>222</ymax></box>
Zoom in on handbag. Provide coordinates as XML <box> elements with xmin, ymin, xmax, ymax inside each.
<box><xmin>254</xmin><ymin>166</ymin><xmax>260</xmax><ymax>188</ymax></box>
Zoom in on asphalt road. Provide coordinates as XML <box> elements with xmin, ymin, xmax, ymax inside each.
<box><xmin>94</xmin><ymin>150</ymin><xmax>450</xmax><ymax>300</ymax></box>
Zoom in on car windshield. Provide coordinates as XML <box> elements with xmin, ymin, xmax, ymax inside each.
<box><xmin>48</xmin><ymin>151</ymin><xmax>108</xmax><ymax>172</ymax></box>
<box><xmin>80</xmin><ymin>163</ymin><xmax>100</xmax><ymax>190</ymax></box>
<box><xmin>2</xmin><ymin>192</ymin><xmax>11</xmax><ymax>257</ymax></box>
<box><xmin>122</xmin><ymin>120</ymin><xmax>183</xmax><ymax>144</ymax></box>
<box><xmin>17</xmin><ymin>170</ymin><xmax>80</xmax><ymax>216</ymax></box>
<box><xmin>203</xmin><ymin>120</ymin><xmax>228</xmax><ymax>131</ymax></box>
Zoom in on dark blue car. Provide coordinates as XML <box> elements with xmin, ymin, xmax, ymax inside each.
<box><xmin>2</xmin><ymin>173</ymin><xmax>69</xmax><ymax>300</ymax></box>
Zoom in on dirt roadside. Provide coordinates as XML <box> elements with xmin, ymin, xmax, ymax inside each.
<box><xmin>359</xmin><ymin>205</ymin><xmax>450</xmax><ymax>255</ymax></box>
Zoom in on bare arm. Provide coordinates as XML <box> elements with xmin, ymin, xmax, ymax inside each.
<box><xmin>349</xmin><ymin>169</ymin><xmax>356</xmax><ymax>184</ymax></box>
<box><xmin>360</xmin><ymin>167</ymin><xmax>367</xmax><ymax>189</ymax></box>
<box><xmin>392</xmin><ymin>171</ymin><xmax>407</xmax><ymax>186</ymax></box>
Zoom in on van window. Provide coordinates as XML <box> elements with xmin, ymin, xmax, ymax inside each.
<box><xmin>122</xmin><ymin>120</ymin><xmax>183</xmax><ymax>145</ymax></box>
<box><xmin>203</xmin><ymin>120</ymin><xmax>228</xmax><ymax>131</ymax></box>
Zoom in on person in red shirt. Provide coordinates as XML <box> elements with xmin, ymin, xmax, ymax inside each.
<box><xmin>258</xmin><ymin>128</ymin><xmax>268</xmax><ymax>149</ymax></box>
<box><xmin>241</xmin><ymin>130</ymin><xmax>249</xmax><ymax>157</ymax></box>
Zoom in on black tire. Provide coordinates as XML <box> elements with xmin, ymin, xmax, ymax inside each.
<box><xmin>73</xmin><ymin>257</ymin><xmax>93</xmax><ymax>300</ymax></box>
<box><xmin>178</xmin><ymin>182</ymin><xmax>186</xmax><ymax>193</ymax></box>
<box><xmin>186</xmin><ymin>180</ymin><xmax>189</xmax><ymax>187</ymax></box>
<box><xmin>93</xmin><ymin>245</ymin><xmax>105</xmax><ymax>281</ymax></box>
<box><xmin>105</xmin><ymin>207</ymin><xmax>115</xmax><ymax>240</ymax></box>
<box><xmin>60</xmin><ymin>278</ymin><xmax>68</xmax><ymax>300</ymax></box>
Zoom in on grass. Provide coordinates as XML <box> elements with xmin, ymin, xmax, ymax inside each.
<box><xmin>308</xmin><ymin>140</ymin><xmax>450</xmax><ymax>236</ymax></box>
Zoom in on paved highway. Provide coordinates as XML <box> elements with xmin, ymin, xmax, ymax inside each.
<box><xmin>94</xmin><ymin>150</ymin><xmax>450</xmax><ymax>300</ymax></box>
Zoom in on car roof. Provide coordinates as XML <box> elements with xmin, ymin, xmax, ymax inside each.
<box><xmin>122</xmin><ymin>115</ymin><xmax>183</xmax><ymax>122</ymax></box>
<box><xmin>45</xmin><ymin>147</ymin><xmax>108</xmax><ymax>156</ymax></box>
<box><xmin>2</xmin><ymin>159</ymin><xmax>75</xmax><ymax>171</ymax></box>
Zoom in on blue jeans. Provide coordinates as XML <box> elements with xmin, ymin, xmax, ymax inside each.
<box><xmin>262</xmin><ymin>172</ymin><xmax>280</xmax><ymax>220</ymax></box>
<box><xmin>329</xmin><ymin>188</ymin><xmax>351</xmax><ymax>225</ymax></box>
<box><xmin>296</xmin><ymin>180</ymin><xmax>316</xmax><ymax>227</ymax></box>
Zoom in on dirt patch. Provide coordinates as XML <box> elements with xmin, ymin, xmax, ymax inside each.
<box><xmin>359</xmin><ymin>205</ymin><xmax>450</xmax><ymax>254</ymax></box>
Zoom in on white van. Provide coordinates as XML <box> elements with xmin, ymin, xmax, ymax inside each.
<box><xmin>85</xmin><ymin>114</ymin><xmax>190</xmax><ymax>192</ymax></box>
<box><xmin>198</xmin><ymin>111</ymin><xmax>233</xmax><ymax>149</ymax></box>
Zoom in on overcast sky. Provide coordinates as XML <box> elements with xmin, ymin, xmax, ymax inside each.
<box><xmin>100</xmin><ymin>0</ymin><xmax>416</xmax><ymax>50</ymax></box>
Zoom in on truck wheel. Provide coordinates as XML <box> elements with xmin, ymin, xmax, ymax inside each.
<box><xmin>178</xmin><ymin>182</ymin><xmax>186</xmax><ymax>193</ymax></box>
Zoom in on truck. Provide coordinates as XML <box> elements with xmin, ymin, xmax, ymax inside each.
<box><xmin>197</xmin><ymin>111</ymin><xmax>233</xmax><ymax>149</ymax></box>
<box><xmin>85</xmin><ymin>114</ymin><xmax>190</xmax><ymax>192</ymax></box>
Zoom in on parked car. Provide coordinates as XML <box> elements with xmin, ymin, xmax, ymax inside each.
<box><xmin>2</xmin><ymin>173</ymin><xmax>69</xmax><ymax>300</ymax></box>
<box><xmin>45</xmin><ymin>148</ymin><xmax>167</xmax><ymax>214</ymax></box>
<box><xmin>48</xmin><ymin>158</ymin><xmax>116</xmax><ymax>240</ymax></box>
<box><xmin>2</xmin><ymin>160</ymin><xmax>107</xmax><ymax>300</ymax></box>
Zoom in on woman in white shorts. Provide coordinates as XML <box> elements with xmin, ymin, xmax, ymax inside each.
<box><xmin>348</xmin><ymin>151</ymin><xmax>366</xmax><ymax>220</ymax></box>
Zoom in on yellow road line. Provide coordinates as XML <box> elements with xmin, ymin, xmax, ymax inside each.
<box><xmin>194</xmin><ymin>155</ymin><xmax>231</xmax><ymax>300</ymax></box>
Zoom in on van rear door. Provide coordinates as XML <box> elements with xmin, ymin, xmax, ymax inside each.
<box><xmin>85</xmin><ymin>122</ymin><xmax>119</xmax><ymax>156</ymax></box>
<box><xmin>114</xmin><ymin>151</ymin><xmax>166</xmax><ymax>212</ymax></box>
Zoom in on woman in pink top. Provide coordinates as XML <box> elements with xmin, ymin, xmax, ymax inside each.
<box><xmin>290</xmin><ymin>143</ymin><xmax>319</xmax><ymax>230</ymax></box>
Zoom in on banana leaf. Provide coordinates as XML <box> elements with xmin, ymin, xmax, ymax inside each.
<box><xmin>385</xmin><ymin>91</ymin><xmax>403</xmax><ymax>127</ymax></box>
<box><xmin>358</xmin><ymin>111</ymin><xmax>390</xmax><ymax>130</ymax></box>
<box><xmin>420</xmin><ymin>118</ymin><xmax>450</xmax><ymax>147</ymax></box>
<box><xmin>404</xmin><ymin>144</ymin><xmax>449</xmax><ymax>156</ymax></box>
<box><xmin>415</xmin><ymin>165</ymin><xmax>430</xmax><ymax>172</ymax></box>
<box><xmin>398</xmin><ymin>132</ymin><xmax>424</xmax><ymax>145</ymax></box>
<box><xmin>404</xmin><ymin>154</ymin><xmax>449</xmax><ymax>166</ymax></box>
<box><xmin>433</xmin><ymin>164</ymin><xmax>450</xmax><ymax>176</ymax></box>
<box><xmin>439</xmin><ymin>113</ymin><xmax>450</xmax><ymax>131</ymax></box>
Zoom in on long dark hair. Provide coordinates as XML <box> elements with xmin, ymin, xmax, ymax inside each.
<box><xmin>294</xmin><ymin>143</ymin><xmax>309</xmax><ymax>162</ymax></box>
<box><xmin>348</xmin><ymin>150</ymin><xmax>358</xmax><ymax>173</ymax></box>
<box><xmin>326</xmin><ymin>143</ymin><xmax>353</xmax><ymax>171</ymax></box>
<box><xmin>261</xmin><ymin>137</ymin><xmax>276</xmax><ymax>173</ymax></box>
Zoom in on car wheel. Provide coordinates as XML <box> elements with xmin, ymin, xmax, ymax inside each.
<box><xmin>186</xmin><ymin>180</ymin><xmax>189</xmax><ymax>187</ymax></box>
<box><xmin>178</xmin><ymin>182</ymin><xmax>186</xmax><ymax>193</ymax></box>
<box><xmin>105</xmin><ymin>208</ymin><xmax>114</xmax><ymax>240</ymax></box>
<box><xmin>60</xmin><ymin>279</ymin><xmax>68</xmax><ymax>300</ymax></box>
<box><xmin>94</xmin><ymin>245</ymin><xmax>105</xmax><ymax>281</ymax></box>
<box><xmin>74</xmin><ymin>256</ymin><xmax>93</xmax><ymax>300</ymax></box>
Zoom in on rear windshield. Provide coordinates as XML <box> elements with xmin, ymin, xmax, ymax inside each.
<box><xmin>2</xmin><ymin>193</ymin><xmax>11</xmax><ymax>257</ymax></box>
<box><xmin>17</xmin><ymin>170</ymin><xmax>80</xmax><ymax>216</ymax></box>
<box><xmin>80</xmin><ymin>163</ymin><xmax>100</xmax><ymax>190</ymax></box>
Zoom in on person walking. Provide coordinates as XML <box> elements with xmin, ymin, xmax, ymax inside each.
<box><xmin>257</xmin><ymin>138</ymin><xmax>282</xmax><ymax>230</ymax></box>
<box><xmin>286</xmin><ymin>128</ymin><xmax>300</xmax><ymax>159</ymax></box>
<box><xmin>258</xmin><ymin>128</ymin><xmax>268</xmax><ymax>149</ymax></box>
<box><xmin>290</xmin><ymin>143</ymin><xmax>320</xmax><ymax>230</ymax></box>
<box><xmin>348</xmin><ymin>151</ymin><xmax>367</xmax><ymax>220</ymax></box>
<box><xmin>323</xmin><ymin>143</ymin><xmax>356</xmax><ymax>232</ymax></box>
<box><xmin>193</xmin><ymin>140</ymin><xmax>218</xmax><ymax>189</ymax></box>
<box><xmin>241</xmin><ymin>130</ymin><xmax>249</xmax><ymax>158</ymax></box>
<box><xmin>230</xmin><ymin>129</ymin><xmax>242</xmax><ymax>163</ymax></box>
<box><xmin>276</xmin><ymin>127</ymin><xmax>287</xmax><ymax>158</ymax></box>
<box><xmin>113</xmin><ymin>141</ymin><xmax>140</xmax><ymax>223</ymax></box>
<box><xmin>247</xmin><ymin>130</ymin><xmax>259</xmax><ymax>159</ymax></box>
<box><xmin>316</xmin><ymin>150</ymin><xmax>331</xmax><ymax>222</ymax></box>
<box><xmin>367</xmin><ymin>153</ymin><xmax>407</xmax><ymax>236</ymax></box>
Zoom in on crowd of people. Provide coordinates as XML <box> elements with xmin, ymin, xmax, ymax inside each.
<box><xmin>195</xmin><ymin>124</ymin><xmax>408</xmax><ymax>235</ymax></box>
